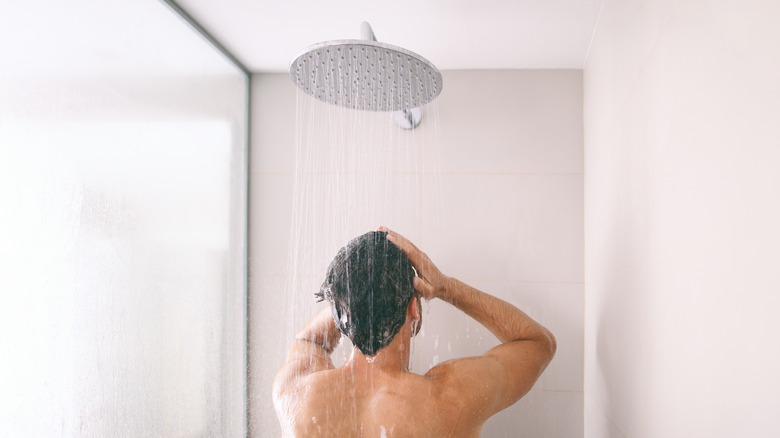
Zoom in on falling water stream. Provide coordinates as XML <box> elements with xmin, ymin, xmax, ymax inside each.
<box><xmin>285</xmin><ymin>82</ymin><xmax>445</xmax><ymax>372</ymax></box>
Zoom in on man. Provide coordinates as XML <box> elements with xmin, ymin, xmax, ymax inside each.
<box><xmin>273</xmin><ymin>227</ymin><xmax>556</xmax><ymax>437</ymax></box>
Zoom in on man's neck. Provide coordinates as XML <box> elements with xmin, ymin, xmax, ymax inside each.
<box><xmin>346</xmin><ymin>326</ymin><xmax>412</xmax><ymax>374</ymax></box>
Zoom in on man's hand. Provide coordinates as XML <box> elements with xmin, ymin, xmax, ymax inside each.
<box><xmin>378</xmin><ymin>227</ymin><xmax>451</xmax><ymax>301</ymax></box>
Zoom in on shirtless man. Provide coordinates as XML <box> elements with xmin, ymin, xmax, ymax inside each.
<box><xmin>273</xmin><ymin>227</ymin><xmax>556</xmax><ymax>437</ymax></box>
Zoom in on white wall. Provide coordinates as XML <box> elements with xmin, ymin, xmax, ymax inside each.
<box><xmin>584</xmin><ymin>0</ymin><xmax>780</xmax><ymax>436</ymax></box>
<box><xmin>249</xmin><ymin>70</ymin><xmax>584</xmax><ymax>437</ymax></box>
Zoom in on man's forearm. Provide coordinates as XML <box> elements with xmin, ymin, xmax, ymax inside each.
<box><xmin>295</xmin><ymin>307</ymin><xmax>342</xmax><ymax>354</ymax></box>
<box><xmin>441</xmin><ymin>278</ymin><xmax>554</xmax><ymax>346</ymax></box>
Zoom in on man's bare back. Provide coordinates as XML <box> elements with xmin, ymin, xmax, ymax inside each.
<box><xmin>277</xmin><ymin>364</ymin><xmax>482</xmax><ymax>437</ymax></box>
<box><xmin>274</xmin><ymin>229</ymin><xmax>556</xmax><ymax>437</ymax></box>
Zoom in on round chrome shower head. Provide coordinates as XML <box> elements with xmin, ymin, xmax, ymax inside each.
<box><xmin>289</xmin><ymin>39</ymin><xmax>443</xmax><ymax>112</ymax></box>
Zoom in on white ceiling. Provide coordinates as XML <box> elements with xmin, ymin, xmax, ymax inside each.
<box><xmin>175</xmin><ymin>0</ymin><xmax>606</xmax><ymax>73</ymax></box>
<box><xmin>0</xmin><ymin>0</ymin><xmax>239</xmax><ymax>78</ymax></box>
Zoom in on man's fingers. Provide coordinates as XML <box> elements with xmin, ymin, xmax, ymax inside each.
<box><xmin>413</xmin><ymin>276</ymin><xmax>433</xmax><ymax>297</ymax></box>
<box><xmin>384</xmin><ymin>228</ymin><xmax>421</xmax><ymax>258</ymax></box>
<box><xmin>381</xmin><ymin>227</ymin><xmax>439</xmax><ymax>298</ymax></box>
<box><xmin>381</xmin><ymin>228</ymin><xmax>432</xmax><ymax>283</ymax></box>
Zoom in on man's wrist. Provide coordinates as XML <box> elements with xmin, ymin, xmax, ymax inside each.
<box><xmin>438</xmin><ymin>276</ymin><xmax>455</xmax><ymax>299</ymax></box>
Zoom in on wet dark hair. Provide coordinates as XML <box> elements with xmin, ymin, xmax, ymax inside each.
<box><xmin>316</xmin><ymin>231</ymin><xmax>416</xmax><ymax>356</ymax></box>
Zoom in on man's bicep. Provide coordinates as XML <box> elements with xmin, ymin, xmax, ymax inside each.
<box><xmin>483</xmin><ymin>339</ymin><xmax>555</xmax><ymax>409</ymax></box>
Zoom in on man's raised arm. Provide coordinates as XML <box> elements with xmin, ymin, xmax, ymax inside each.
<box><xmin>382</xmin><ymin>227</ymin><xmax>556</xmax><ymax>423</ymax></box>
<box><xmin>273</xmin><ymin>307</ymin><xmax>341</xmax><ymax>394</ymax></box>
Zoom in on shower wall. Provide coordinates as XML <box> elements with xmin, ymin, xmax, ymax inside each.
<box><xmin>583</xmin><ymin>0</ymin><xmax>780</xmax><ymax>436</ymax></box>
<box><xmin>249</xmin><ymin>70</ymin><xmax>584</xmax><ymax>437</ymax></box>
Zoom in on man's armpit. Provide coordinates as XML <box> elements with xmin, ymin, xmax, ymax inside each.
<box><xmin>285</xmin><ymin>339</ymin><xmax>335</xmax><ymax>372</ymax></box>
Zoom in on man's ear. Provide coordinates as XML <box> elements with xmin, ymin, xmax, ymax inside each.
<box><xmin>407</xmin><ymin>296</ymin><xmax>421</xmax><ymax>321</ymax></box>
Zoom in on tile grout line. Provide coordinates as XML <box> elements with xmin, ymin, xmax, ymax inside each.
<box><xmin>533</xmin><ymin>389</ymin><xmax>584</xmax><ymax>394</ymax></box>
<box><xmin>251</xmin><ymin>274</ymin><xmax>584</xmax><ymax>285</ymax></box>
<box><xmin>581</xmin><ymin>61</ymin><xmax>588</xmax><ymax>421</ymax></box>
<box><xmin>250</xmin><ymin>171</ymin><xmax>584</xmax><ymax>176</ymax></box>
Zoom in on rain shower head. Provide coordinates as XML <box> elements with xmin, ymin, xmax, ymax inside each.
<box><xmin>289</xmin><ymin>22</ymin><xmax>442</xmax><ymax>112</ymax></box>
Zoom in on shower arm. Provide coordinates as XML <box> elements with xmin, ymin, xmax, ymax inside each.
<box><xmin>361</xmin><ymin>22</ymin><xmax>377</xmax><ymax>42</ymax></box>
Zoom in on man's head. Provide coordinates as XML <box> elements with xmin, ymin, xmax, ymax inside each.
<box><xmin>316</xmin><ymin>231</ymin><xmax>418</xmax><ymax>356</ymax></box>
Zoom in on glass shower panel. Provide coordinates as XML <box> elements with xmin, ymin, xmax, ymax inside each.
<box><xmin>0</xmin><ymin>1</ymin><xmax>247</xmax><ymax>436</ymax></box>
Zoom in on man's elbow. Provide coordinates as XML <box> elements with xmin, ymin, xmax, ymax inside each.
<box><xmin>272</xmin><ymin>368</ymin><xmax>290</xmax><ymax>402</ymax></box>
<box><xmin>541</xmin><ymin>329</ymin><xmax>557</xmax><ymax>361</ymax></box>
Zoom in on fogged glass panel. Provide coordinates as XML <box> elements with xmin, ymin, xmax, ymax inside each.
<box><xmin>0</xmin><ymin>1</ymin><xmax>247</xmax><ymax>436</ymax></box>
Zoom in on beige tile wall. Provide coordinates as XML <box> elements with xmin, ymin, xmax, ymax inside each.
<box><xmin>250</xmin><ymin>70</ymin><xmax>584</xmax><ymax>437</ymax></box>
<box><xmin>584</xmin><ymin>0</ymin><xmax>780</xmax><ymax>436</ymax></box>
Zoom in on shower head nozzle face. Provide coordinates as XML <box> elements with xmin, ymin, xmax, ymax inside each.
<box><xmin>289</xmin><ymin>40</ymin><xmax>442</xmax><ymax>112</ymax></box>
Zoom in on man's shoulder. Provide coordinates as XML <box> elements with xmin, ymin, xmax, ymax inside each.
<box><xmin>274</xmin><ymin>362</ymin><xmax>336</xmax><ymax>406</ymax></box>
<box><xmin>280</xmin><ymin>365</ymin><xmax>336</xmax><ymax>390</ymax></box>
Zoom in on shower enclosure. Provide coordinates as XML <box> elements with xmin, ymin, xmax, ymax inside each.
<box><xmin>0</xmin><ymin>0</ymin><xmax>249</xmax><ymax>435</ymax></box>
